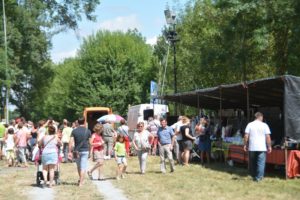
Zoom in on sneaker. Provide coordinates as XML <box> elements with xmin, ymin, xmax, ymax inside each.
<box><xmin>121</xmin><ymin>174</ymin><xmax>125</xmax><ymax>179</ymax></box>
<box><xmin>116</xmin><ymin>176</ymin><xmax>121</xmax><ymax>181</ymax></box>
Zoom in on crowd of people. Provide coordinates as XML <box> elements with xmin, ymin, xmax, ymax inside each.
<box><xmin>0</xmin><ymin>111</ymin><xmax>272</xmax><ymax>188</ymax></box>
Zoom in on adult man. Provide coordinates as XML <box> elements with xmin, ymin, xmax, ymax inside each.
<box><xmin>68</xmin><ymin>117</ymin><xmax>91</xmax><ymax>186</ymax></box>
<box><xmin>171</xmin><ymin>116</ymin><xmax>183</xmax><ymax>164</ymax></box>
<box><xmin>102</xmin><ymin>120</ymin><xmax>116</xmax><ymax>159</ymax></box>
<box><xmin>62</xmin><ymin>121</ymin><xmax>73</xmax><ymax>163</ymax></box>
<box><xmin>244</xmin><ymin>112</ymin><xmax>272</xmax><ymax>182</ymax></box>
<box><xmin>157</xmin><ymin>119</ymin><xmax>175</xmax><ymax>173</ymax></box>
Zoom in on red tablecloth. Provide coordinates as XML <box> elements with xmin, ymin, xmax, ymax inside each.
<box><xmin>228</xmin><ymin>145</ymin><xmax>300</xmax><ymax>178</ymax></box>
<box><xmin>287</xmin><ymin>150</ymin><xmax>300</xmax><ymax>178</ymax></box>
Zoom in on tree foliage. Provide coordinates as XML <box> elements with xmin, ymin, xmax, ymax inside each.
<box><xmin>42</xmin><ymin>30</ymin><xmax>153</xmax><ymax>120</ymax></box>
<box><xmin>154</xmin><ymin>0</ymin><xmax>300</xmax><ymax>95</ymax></box>
<box><xmin>0</xmin><ymin>0</ymin><xmax>101</xmax><ymax>120</ymax></box>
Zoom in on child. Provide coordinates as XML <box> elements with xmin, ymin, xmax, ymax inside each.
<box><xmin>5</xmin><ymin>128</ymin><xmax>17</xmax><ymax>167</ymax></box>
<box><xmin>88</xmin><ymin>123</ymin><xmax>105</xmax><ymax>180</ymax></box>
<box><xmin>114</xmin><ymin>134</ymin><xmax>127</xmax><ymax>180</ymax></box>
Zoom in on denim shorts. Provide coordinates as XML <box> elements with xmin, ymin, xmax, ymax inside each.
<box><xmin>117</xmin><ymin>156</ymin><xmax>127</xmax><ymax>165</ymax></box>
<box><xmin>42</xmin><ymin>152</ymin><xmax>58</xmax><ymax>165</ymax></box>
<box><xmin>75</xmin><ymin>151</ymin><xmax>89</xmax><ymax>171</ymax></box>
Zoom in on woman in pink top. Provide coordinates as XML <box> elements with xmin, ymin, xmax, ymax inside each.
<box><xmin>15</xmin><ymin>122</ymin><xmax>30</xmax><ymax>167</ymax></box>
<box><xmin>88</xmin><ymin>123</ymin><xmax>105</xmax><ymax>180</ymax></box>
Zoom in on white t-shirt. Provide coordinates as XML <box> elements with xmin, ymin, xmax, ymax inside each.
<box><xmin>134</xmin><ymin>130</ymin><xmax>150</xmax><ymax>149</ymax></box>
<box><xmin>171</xmin><ymin>121</ymin><xmax>183</xmax><ymax>141</ymax></box>
<box><xmin>245</xmin><ymin>120</ymin><xmax>271</xmax><ymax>151</ymax></box>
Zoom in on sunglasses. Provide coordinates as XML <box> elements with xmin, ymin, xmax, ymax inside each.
<box><xmin>137</xmin><ymin>125</ymin><xmax>144</xmax><ymax>128</ymax></box>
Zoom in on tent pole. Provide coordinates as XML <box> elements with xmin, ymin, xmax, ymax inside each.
<box><xmin>285</xmin><ymin>138</ymin><xmax>288</xmax><ymax>179</ymax></box>
<box><xmin>219</xmin><ymin>87</ymin><xmax>222</xmax><ymax>122</ymax></box>
<box><xmin>180</xmin><ymin>96</ymin><xmax>182</xmax><ymax>115</ymax></box>
<box><xmin>246</xmin><ymin>85</ymin><xmax>250</xmax><ymax>122</ymax></box>
<box><xmin>197</xmin><ymin>93</ymin><xmax>200</xmax><ymax>115</ymax></box>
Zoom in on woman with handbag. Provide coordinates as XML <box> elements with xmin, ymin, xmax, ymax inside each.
<box><xmin>132</xmin><ymin>122</ymin><xmax>154</xmax><ymax>174</ymax></box>
<box><xmin>180</xmin><ymin>116</ymin><xmax>196</xmax><ymax>166</ymax></box>
<box><xmin>39</xmin><ymin>125</ymin><xmax>62</xmax><ymax>188</ymax></box>
<box><xmin>87</xmin><ymin>123</ymin><xmax>105</xmax><ymax>180</ymax></box>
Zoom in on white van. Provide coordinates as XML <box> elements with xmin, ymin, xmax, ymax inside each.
<box><xmin>127</xmin><ymin>104</ymin><xmax>169</xmax><ymax>134</ymax></box>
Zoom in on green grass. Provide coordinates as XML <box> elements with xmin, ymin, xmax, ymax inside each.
<box><xmin>102</xmin><ymin>156</ymin><xmax>300</xmax><ymax>200</ymax></box>
<box><xmin>1</xmin><ymin>157</ymin><xmax>300</xmax><ymax>200</ymax></box>
<box><xmin>54</xmin><ymin>162</ymin><xmax>103</xmax><ymax>200</ymax></box>
<box><xmin>0</xmin><ymin>160</ymin><xmax>36</xmax><ymax>200</ymax></box>
<box><xmin>0</xmin><ymin>160</ymin><xmax>103</xmax><ymax>200</ymax></box>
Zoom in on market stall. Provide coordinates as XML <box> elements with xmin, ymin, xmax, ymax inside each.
<box><xmin>161</xmin><ymin>75</ymin><xmax>300</xmax><ymax>178</ymax></box>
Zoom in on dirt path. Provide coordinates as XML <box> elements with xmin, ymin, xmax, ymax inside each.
<box><xmin>91</xmin><ymin>171</ymin><xmax>128</xmax><ymax>200</ymax></box>
<box><xmin>28</xmin><ymin>187</ymin><xmax>54</xmax><ymax>200</ymax></box>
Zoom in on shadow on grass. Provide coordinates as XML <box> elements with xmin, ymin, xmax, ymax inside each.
<box><xmin>126</xmin><ymin>171</ymin><xmax>142</xmax><ymax>175</ymax></box>
<box><xmin>59</xmin><ymin>181</ymin><xmax>78</xmax><ymax>186</ymax></box>
<box><xmin>192</xmin><ymin>161</ymin><xmax>285</xmax><ymax>180</ymax></box>
<box><xmin>30</xmin><ymin>184</ymin><xmax>40</xmax><ymax>188</ymax></box>
<box><xmin>93</xmin><ymin>177</ymin><xmax>116</xmax><ymax>181</ymax></box>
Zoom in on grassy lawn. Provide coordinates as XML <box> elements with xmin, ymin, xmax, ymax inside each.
<box><xmin>102</xmin><ymin>156</ymin><xmax>300</xmax><ymax>200</ymax></box>
<box><xmin>0</xmin><ymin>160</ymin><xmax>103</xmax><ymax>200</ymax></box>
<box><xmin>54</xmin><ymin>162</ymin><xmax>103</xmax><ymax>200</ymax></box>
<box><xmin>0</xmin><ymin>160</ymin><xmax>36</xmax><ymax>200</ymax></box>
<box><xmin>1</xmin><ymin>157</ymin><xmax>300</xmax><ymax>200</ymax></box>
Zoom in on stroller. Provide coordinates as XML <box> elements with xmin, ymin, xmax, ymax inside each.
<box><xmin>190</xmin><ymin>137</ymin><xmax>202</xmax><ymax>163</ymax></box>
<box><xmin>35</xmin><ymin>148</ymin><xmax>61</xmax><ymax>186</ymax></box>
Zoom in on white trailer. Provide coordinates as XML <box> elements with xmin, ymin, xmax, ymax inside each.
<box><xmin>127</xmin><ymin>104</ymin><xmax>169</xmax><ymax>134</ymax></box>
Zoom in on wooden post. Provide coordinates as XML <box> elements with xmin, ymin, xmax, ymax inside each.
<box><xmin>219</xmin><ymin>87</ymin><xmax>222</xmax><ymax>122</ymax></box>
<box><xmin>285</xmin><ymin>138</ymin><xmax>288</xmax><ymax>179</ymax></box>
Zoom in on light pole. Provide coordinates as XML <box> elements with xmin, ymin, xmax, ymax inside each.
<box><xmin>164</xmin><ymin>6</ymin><xmax>179</xmax><ymax>115</ymax></box>
<box><xmin>2</xmin><ymin>0</ymin><xmax>9</xmax><ymax>123</ymax></box>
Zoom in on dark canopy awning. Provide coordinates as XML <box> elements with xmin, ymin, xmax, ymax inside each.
<box><xmin>160</xmin><ymin>75</ymin><xmax>300</xmax><ymax>141</ymax></box>
<box><xmin>161</xmin><ymin>76</ymin><xmax>284</xmax><ymax>109</ymax></box>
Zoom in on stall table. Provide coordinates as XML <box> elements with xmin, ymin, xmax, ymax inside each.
<box><xmin>228</xmin><ymin>144</ymin><xmax>300</xmax><ymax>178</ymax></box>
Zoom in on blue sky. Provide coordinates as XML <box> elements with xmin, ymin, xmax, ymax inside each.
<box><xmin>50</xmin><ymin>0</ymin><xmax>189</xmax><ymax>63</ymax></box>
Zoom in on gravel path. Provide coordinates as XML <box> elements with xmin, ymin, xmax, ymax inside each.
<box><xmin>91</xmin><ymin>171</ymin><xmax>128</xmax><ymax>200</ymax></box>
<box><xmin>28</xmin><ymin>187</ymin><xmax>54</xmax><ymax>200</ymax></box>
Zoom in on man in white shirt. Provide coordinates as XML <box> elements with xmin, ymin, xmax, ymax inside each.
<box><xmin>244</xmin><ymin>112</ymin><xmax>272</xmax><ymax>182</ymax></box>
<box><xmin>171</xmin><ymin>116</ymin><xmax>183</xmax><ymax>164</ymax></box>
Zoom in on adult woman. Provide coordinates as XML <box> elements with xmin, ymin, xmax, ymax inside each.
<box><xmin>39</xmin><ymin>125</ymin><xmax>62</xmax><ymax>188</ymax></box>
<box><xmin>37</xmin><ymin>120</ymin><xmax>47</xmax><ymax>142</ymax></box>
<box><xmin>195</xmin><ymin>117</ymin><xmax>211</xmax><ymax>164</ymax></box>
<box><xmin>180</xmin><ymin>116</ymin><xmax>196</xmax><ymax>166</ymax></box>
<box><xmin>88</xmin><ymin>123</ymin><xmax>105</xmax><ymax>180</ymax></box>
<box><xmin>132</xmin><ymin>122</ymin><xmax>153</xmax><ymax>174</ymax></box>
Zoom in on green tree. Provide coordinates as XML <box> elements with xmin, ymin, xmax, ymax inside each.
<box><xmin>46</xmin><ymin>30</ymin><xmax>153</xmax><ymax>118</ymax></box>
<box><xmin>155</xmin><ymin>0</ymin><xmax>300</xmax><ymax>98</ymax></box>
<box><xmin>0</xmin><ymin>0</ymin><xmax>101</xmax><ymax>120</ymax></box>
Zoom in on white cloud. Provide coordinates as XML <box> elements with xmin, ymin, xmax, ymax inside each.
<box><xmin>52</xmin><ymin>49</ymin><xmax>78</xmax><ymax>63</ymax></box>
<box><xmin>98</xmin><ymin>14</ymin><xmax>141</xmax><ymax>32</ymax></box>
<box><xmin>146</xmin><ymin>36</ymin><xmax>158</xmax><ymax>46</ymax></box>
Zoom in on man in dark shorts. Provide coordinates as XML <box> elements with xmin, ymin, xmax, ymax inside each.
<box><xmin>68</xmin><ymin>117</ymin><xmax>91</xmax><ymax>186</ymax></box>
